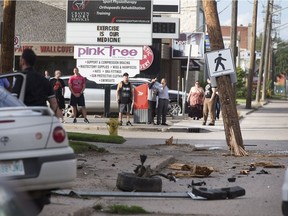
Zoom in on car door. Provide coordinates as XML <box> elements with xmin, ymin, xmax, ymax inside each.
<box><xmin>0</xmin><ymin>73</ymin><xmax>52</xmax><ymax>152</ymax></box>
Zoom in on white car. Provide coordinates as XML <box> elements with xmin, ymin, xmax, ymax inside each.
<box><xmin>282</xmin><ymin>169</ymin><xmax>288</xmax><ymax>215</ymax></box>
<box><xmin>61</xmin><ymin>76</ymin><xmax>185</xmax><ymax>118</ymax></box>
<box><xmin>0</xmin><ymin>73</ymin><xmax>77</xmax><ymax>213</ymax></box>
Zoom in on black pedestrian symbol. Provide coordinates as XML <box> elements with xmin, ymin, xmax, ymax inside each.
<box><xmin>214</xmin><ymin>53</ymin><xmax>226</xmax><ymax>71</ymax></box>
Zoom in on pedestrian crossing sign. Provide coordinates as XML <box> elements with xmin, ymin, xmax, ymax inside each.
<box><xmin>205</xmin><ymin>48</ymin><xmax>236</xmax><ymax>77</ymax></box>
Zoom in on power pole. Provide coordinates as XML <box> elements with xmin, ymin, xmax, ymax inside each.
<box><xmin>246</xmin><ymin>0</ymin><xmax>258</xmax><ymax>109</ymax></box>
<box><xmin>256</xmin><ymin>0</ymin><xmax>270</xmax><ymax>102</ymax></box>
<box><xmin>230</xmin><ymin>0</ymin><xmax>238</xmax><ymax>64</ymax></box>
<box><xmin>230</xmin><ymin>0</ymin><xmax>238</xmax><ymax>102</ymax></box>
<box><xmin>261</xmin><ymin>0</ymin><xmax>274</xmax><ymax>101</ymax></box>
<box><xmin>202</xmin><ymin>0</ymin><xmax>247</xmax><ymax>156</ymax></box>
<box><xmin>1</xmin><ymin>0</ymin><xmax>16</xmax><ymax>74</ymax></box>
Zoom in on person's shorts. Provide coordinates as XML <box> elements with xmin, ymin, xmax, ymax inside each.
<box><xmin>70</xmin><ymin>94</ymin><xmax>86</xmax><ymax>107</ymax></box>
<box><xmin>119</xmin><ymin>103</ymin><xmax>132</xmax><ymax>113</ymax></box>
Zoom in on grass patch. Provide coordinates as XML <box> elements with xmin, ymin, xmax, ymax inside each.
<box><xmin>93</xmin><ymin>204</ymin><xmax>103</xmax><ymax>211</ymax></box>
<box><xmin>236</xmin><ymin>98</ymin><xmax>246</xmax><ymax>104</ymax></box>
<box><xmin>68</xmin><ymin>132</ymin><xmax>125</xmax><ymax>144</ymax></box>
<box><xmin>69</xmin><ymin>140</ymin><xmax>108</xmax><ymax>154</ymax></box>
<box><xmin>106</xmin><ymin>205</ymin><xmax>148</xmax><ymax>214</ymax></box>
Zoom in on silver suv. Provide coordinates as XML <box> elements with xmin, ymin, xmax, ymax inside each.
<box><xmin>61</xmin><ymin>76</ymin><xmax>185</xmax><ymax>117</ymax></box>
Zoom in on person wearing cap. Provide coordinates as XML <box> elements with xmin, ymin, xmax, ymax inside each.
<box><xmin>202</xmin><ymin>78</ymin><xmax>216</xmax><ymax>126</ymax></box>
<box><xmin>116</xmin><ymin>72</ymin><xmax>134</xmax><ymax>126</ymax></box>
<box><xmin>12</xmin><ymin>48</ymin><xmax>62</xmax><ymax>119</ymax></box>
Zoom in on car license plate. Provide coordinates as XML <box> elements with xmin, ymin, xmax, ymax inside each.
<box><xmin>0</xmin><ymin>160</ymin><xmax>25</xmax><ymax>177</ymax></box>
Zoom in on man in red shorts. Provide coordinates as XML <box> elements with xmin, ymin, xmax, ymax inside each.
<box><xmin>68</xmin><ymin>67</ymin><xmax>89</xmax><ymax>123</ymax></box>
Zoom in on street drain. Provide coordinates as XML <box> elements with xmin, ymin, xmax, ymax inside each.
<box><xmin>188</xmin><ymin>128</ymin><xmax>200</xmax><ymax>133</ymax></box>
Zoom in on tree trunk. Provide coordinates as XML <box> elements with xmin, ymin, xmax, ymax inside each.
<box><xmin>1</xmin><ymin>0</ymin><xmax>16</xmax><ymax>74</ymax></box>
<box><xmin>202</xmin><ymin>0</ymin><xmax>248</xmax><ymax>156</ymax></box>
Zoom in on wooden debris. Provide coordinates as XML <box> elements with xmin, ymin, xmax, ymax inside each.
<box><xmin>251</xmin><ymin>161</ymin><xmax>285</xmax><ymax>168</ymax></box>
<box><xmin>168</xmin><ymin>163</ymin><xmax>214</xmax><ymax>178</ymax></box>
<box><xmin>240</xmin><ymin>170</ymin><xmax>250</xmax><ymax>175</ymax></box>
<box><xmin>165</xmin><ymin>136</ymin><xmax>173</xmax><ymax>145</ymax></box>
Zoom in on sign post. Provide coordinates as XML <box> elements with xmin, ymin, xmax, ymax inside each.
<box><xmin>182</xmin><ymin>44</ymin><xmax>191</xmax><ymax>117</ymax></box>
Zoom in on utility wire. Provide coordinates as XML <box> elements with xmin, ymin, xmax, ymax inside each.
<box><xmin>218</xmin><ymin>2</ymin><xmax>231</xmax><ymax>14</ymax></box>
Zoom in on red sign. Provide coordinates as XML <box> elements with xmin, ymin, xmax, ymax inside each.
<box><xmin>140</xmin><ymin>46</ymin><xmax>154</xmax><ymax>71</ymax></box>
<box><xmin>134</xmin><ymin>84</ymin><xmax>148</xmax><ymax>109</ymax></box>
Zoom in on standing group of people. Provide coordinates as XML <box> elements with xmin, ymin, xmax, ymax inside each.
<box><xmin>9</xmin><ymin>48</ymin><xmax>89</xmax><ymax>124</ymax></box>
<box><xmin>47</xmin><ymin>67</ymin><xmax>89</xmax><ymax>124</ymax></box>
<box><xmin>11</xmin><ymin>47</ymin><xmax>220</xmax><ymax>127</ymax></box>
<box><xmin>147</xmin><ymin>78</ymin><xmax>170</xmax><ymax>126</ymax></box>
<box><xmin>187</xmin><ymin>78</ymin><xmax>220</xmax><ymax>126</ymax></box>
<box><xmin>116</xmin><ymin>74</ymin><xmax>170</xmax><ymax>127</ymax></box>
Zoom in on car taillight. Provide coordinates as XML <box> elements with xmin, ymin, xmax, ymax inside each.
<box><xmin>53</xmin><ymin>126</ymin><xmax>66</xmax><ymax>143</ymax></box>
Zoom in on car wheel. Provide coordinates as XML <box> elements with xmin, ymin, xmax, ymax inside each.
<box><xmin>168</xmin><ymin>101</ymin><xmax>182</xmax><ymax>116</ymax></box>
<box><xmin>63</xmin><ymin>103</ymin><xmax>73</xmax><ymax>118</ymax></box>
<box><xmin>116</xmin><ymin>172</ymin><xmax>162</xmax><ymax>192</ymax></box>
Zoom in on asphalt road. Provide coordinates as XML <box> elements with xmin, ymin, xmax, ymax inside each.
<box><xmin>40</xmin><ymin>99</ymin><xmax>288</xmax><ymax>216</ymax></box>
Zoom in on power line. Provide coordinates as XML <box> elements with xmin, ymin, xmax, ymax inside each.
<box><xmin>218</xmin><ymin>2</ymin><xmax>231</xmax><ymax>14</ymax></box>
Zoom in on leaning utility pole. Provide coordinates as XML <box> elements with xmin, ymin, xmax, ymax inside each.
<box><xmin>230</xmin><ymin>0</ymin><xmax>238</xmax><ymax>64</ymax></box>
<box><xmin>256</xmin><ymin>0</ymin><xmax>270</xmax><ymax>102</ymax></box>
<box><xmin>261</xmin><ymin>0</ymin><xmax>274</xmax><ymax>101</ymax></box>
<box><xmin>203</xmin><ymin>0</ymin><xmax>248</xmax><ymax>156</ymax></box>
<box><xmin>246</xmin><ymin>0</ymin><xmax>258</xmax><ymax>109</ymax></box>
<box><xmin>1</xmin><ymin>0</ymin><xmax>16</xmax><ymax>74</ymax></box>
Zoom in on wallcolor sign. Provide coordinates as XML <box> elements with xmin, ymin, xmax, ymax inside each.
<box><xmin>14</xmin><ymin>43</ymin><xmax>74</xmax><ymax>56</ymax></box>
<box><xmin>66</xmin><ymin>0</ymin><xmax>152</xmax><ymax>45</ymax></box>
<box><xmin>74</xmin><ymin>45</ymin><xmax>143</xmax><ymax>60</ymax></box>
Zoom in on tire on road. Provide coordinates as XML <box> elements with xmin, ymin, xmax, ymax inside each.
<box><xmin>116</xmin><ymin>172</ymin><xmax>162</xmax><ymax>192</ymax></box>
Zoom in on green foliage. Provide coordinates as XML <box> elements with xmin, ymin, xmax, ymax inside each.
<box><xmin>255</xmin><ymin>33</ymin><xmax>263</xmax><ymax>52</ymax></box>
<box><xmin>235</xmin><ymin>67</ymin><xmax>257</xmax><ymax>99</ymax></box>
<box><xmin>236</xmin><ymin>67</ymin><xmax>246</xmax><ymax>89</ymax></box>
<box><xmin>67</xmin><ymin>132</ymin><xmax>126</xmax><ymax>144</ymax></box>
<box><xmin>69</xmin><ymin>141</ymin><xmax>107</xmax><ymax>154</ymax></box>
<box><xmin>93</xmin><ymin>204</ymin><xmax>103</xmax><ymax>211</ymax></box>
<box><xmin>275</xmin><ymin>41</ymin><xmax>288</xmax><ymax>74</ymax></box>
<box><xmin>107</xmin><ymin>205</ymin><xmax>148</xmax><ymax>214</ymax></box>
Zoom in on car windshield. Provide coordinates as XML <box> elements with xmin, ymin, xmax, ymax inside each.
<box><xmin>0</xmin><ymin>87</ymin><xmax>25</xmax><ymax>107</ymax></box>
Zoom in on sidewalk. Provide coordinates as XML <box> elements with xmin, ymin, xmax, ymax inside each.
<box><xmin>63</xmin><ymin>102</ymin><xmax>262</xmax><ymax>133</ymax></box>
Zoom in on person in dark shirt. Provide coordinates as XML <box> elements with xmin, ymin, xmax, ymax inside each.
<box><xmin>50</xmin><ymin>70</ymin><xmax>66</xmax><ymax>123</ymax></box>
<box><xmin>116</xmin><ymin>73</ymin><xmax>134</xmax><ymax>126</ymax></box>
<box><xmin>12</xmin><ymin>48</ymin><xmax>62</xmax><ymax>119</ymax></box>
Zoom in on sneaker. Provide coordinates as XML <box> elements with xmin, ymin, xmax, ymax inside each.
<box><xmin>126</xmin><ymin>121</ymin><xmax>133</xmax><ymax>126</ymax></box>
<box><xmin>84</xmin><ymin>118</ymin><xmax>89</xmax><ymax>123</ymax></box>
<box><xmin>208</xmin><ymin>122</ymin><xmax>215</xmax><ymax>126</ymax></box>
<box><xmin>73</xmin><ymin>118</ymin><xmax>77</xmax><ymax>123</ymax></box>
<box><xmin>119</xmin><ymin>121</ymin><xmax>123</xmax><ymax>126</ymax></box>
<box><xmin>202</xmin><ymin>122</ymin><xmax>206</xmax><ymax>125</ymax></box>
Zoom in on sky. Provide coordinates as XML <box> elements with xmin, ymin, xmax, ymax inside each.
<box><xmin>216</xmin><ymin>0</ymin><xmax>288</xmax><ymax>41</ymax></box>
